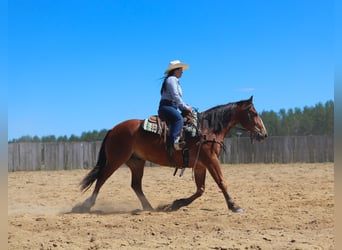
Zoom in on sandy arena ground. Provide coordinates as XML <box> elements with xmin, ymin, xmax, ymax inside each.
<box><xmin>8</xmin><ymin>163</ymin><xmax>334</xmax><ymax>250</ymax></box>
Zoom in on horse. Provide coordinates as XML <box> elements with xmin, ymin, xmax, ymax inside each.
<box><xmin>72</xmin><ymin>96</ymin><xmax>267</xmax><ymax>214</ymax></box>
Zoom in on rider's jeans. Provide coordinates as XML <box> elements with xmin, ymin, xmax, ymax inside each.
<box><xmin>158</xmin><ymin>104</ymin><xmax>183</xmax><ymax>145</ymax></box>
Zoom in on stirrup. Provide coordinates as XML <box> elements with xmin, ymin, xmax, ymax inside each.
<box><xmin>174</xmin><ymin>137</ymin><xmax>185</xmax><ymax>151</ymax></box>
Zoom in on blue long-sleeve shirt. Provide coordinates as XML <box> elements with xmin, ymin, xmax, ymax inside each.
<box><xmin>161</xmin><ymin>76</ymin><xmax>190</xmax><ymax>111</ymax></box>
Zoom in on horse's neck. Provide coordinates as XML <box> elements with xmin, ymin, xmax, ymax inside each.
<box><xmin>200</xmin><ymin>119</ymin><xmax>237</xmax><ymax>141</ymax></box>
<box><xmin>220</xmin><ymin>120</ymin><xmax>238</xmax><ymax>139</ymax></box>
<box><xmin>199</xmin><ymin>104</ymin><xmax>237</xmax><ymax>141</ymax></box>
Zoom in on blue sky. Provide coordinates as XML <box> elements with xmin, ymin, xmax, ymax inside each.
<box><xmin>7</xmin><ymin>0</ymin><xmax>334</xmax><ymax>140</ymax></box>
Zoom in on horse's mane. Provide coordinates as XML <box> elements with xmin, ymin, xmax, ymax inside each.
<box><xmin>199</xmin><ymin>102</ymin><xmax>237</xmax><ymax>134</ymax></box>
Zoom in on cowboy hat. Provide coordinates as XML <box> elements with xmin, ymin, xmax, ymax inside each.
<box><xmin>164</xmin><ymin>60</ymin><xmax>189</xmax><ymax>75</ymax></box>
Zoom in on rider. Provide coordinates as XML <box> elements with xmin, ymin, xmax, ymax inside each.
<box><xmin>158</xmin><ymin>60</ymin><xmax>192</xmax><ymax>153</ymax></box>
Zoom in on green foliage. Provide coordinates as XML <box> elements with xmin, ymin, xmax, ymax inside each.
<box><xmin>9</xmin><ymin>129</ymin><xmax>109</xmax><ymax>143</ymax></box>
<box><xmin>259</xmin><ymin>100</ymin><xmax>334</xmax><ymax>136</ymax></box>
<box><xmin>9</xmin><ymin>100</ymin><xmax>334</xmax><ymax>142</ymax></box>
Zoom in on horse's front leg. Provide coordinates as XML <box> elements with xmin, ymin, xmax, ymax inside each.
<box><xmin>162</xmin><ymin>166</ymin><xmax>207</xmax><ymax>211</ymax></box>
<box><xmin>206</xmin><ymin>158</ymin><xmax>243</xmax><ymax>213</ymax></box>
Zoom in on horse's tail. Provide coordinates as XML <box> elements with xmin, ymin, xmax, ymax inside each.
<box><xmin>80</xmin><ymin>130</ymin><xmax>111</xmax><ymax>192</ymax></box>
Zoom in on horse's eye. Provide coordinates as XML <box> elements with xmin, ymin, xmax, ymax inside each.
<box><xmin>248</xmin><ymin>112</ymin><xmax>257</xmax><ymax>119</ymax></box>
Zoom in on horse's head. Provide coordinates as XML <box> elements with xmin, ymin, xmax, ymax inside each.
<box><xmin>235</xmin><ymin>96</ymin><xmax>268</xmax><ymax>143</ymax></box>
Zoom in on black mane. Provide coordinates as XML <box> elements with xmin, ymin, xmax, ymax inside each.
<box><xmin>199</xmin><ymin>102</ymin><xmax>237</xmax><ymax>134</ymax></box>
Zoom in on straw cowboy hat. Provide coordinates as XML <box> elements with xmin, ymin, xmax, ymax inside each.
<box><xmin>164</xmin><ymin>60</ymin><xmax>189</xmax><ymax>75</ymax></box>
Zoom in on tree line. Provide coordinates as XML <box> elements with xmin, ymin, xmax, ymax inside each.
<box><xmin>9</xmin><ymin>129</ymin><xmax>109</xmax><ymax>143</ymax></box>
<box><xmin>259</xmin><ymin>100</ymin><xmax>333</xmax><ymax>136</ymax></box>
<box><xmin>9</xmin><ymin>100</ymin><xmax>333</xmax><ymax>143</ymax></box>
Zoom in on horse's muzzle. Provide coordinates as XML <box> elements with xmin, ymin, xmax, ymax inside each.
<box><xmin>250</xmin><ymin>131</ymin><xmax>268</xmax><ymax>144</ymax></box>
<box><xmin>256</xmin><ymin>132</ymin><xmax>267</xmax><ymax>141</ymax></box>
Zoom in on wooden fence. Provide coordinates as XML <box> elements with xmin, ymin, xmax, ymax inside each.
<box><xmin>219</xmin><ymin>135</ymin><xmax>333</xmax><ymax>164</ymax></box>
<box><xmin>8</xmin><ymin>135</ymin><xmax>333</xmax><ymax>171</ymax></box>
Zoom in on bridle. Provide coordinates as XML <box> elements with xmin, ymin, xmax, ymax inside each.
<box><xmin>236</xmin><ymin>104</ymin><xmax>266</xmax><ymax>143</ymax></box>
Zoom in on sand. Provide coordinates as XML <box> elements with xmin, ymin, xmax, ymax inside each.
<box><xmin>8</xmin><ymin>163</ymin><xmax>334</xmax><ymax>249</ymax></box>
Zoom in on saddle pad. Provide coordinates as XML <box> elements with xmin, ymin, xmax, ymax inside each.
<box><xmin>142</xmin><ymin>117</ymin><xmax>163</xmax><ymax>135</ymax></box>
<box><xmin>142</xmin><ymin>111</ymin><xmax>198</xmax><ymax>137</ymax></box>
<box><xmin>184</xmin><ymin>125</ymin><xmax>197</xmax><ymax>137</ymax></box>
<box><xmin>183</xmin><ymin>110</ymin><xmax>198</xmax><ymax>137</ymax></box>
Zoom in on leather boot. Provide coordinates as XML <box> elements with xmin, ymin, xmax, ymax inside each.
<box><xmin>174</xmin><ymin>137</ymin><xmax>185</xmax><ymax>151</ymax></box>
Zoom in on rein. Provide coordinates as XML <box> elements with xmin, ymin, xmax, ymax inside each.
<box><xmin>190</xmin><ymin>134</ymin><xmax>226</xmax><ymax>180</ymax></box>
<box><xmin>234</xmin><ymin>126</ymin><xmax>248</xmax><ymax>132</ymax></box>
<box><xmin>201</xmin><ymin>134</ymin><xmax>226</xmax><ymax>152</ymax></box>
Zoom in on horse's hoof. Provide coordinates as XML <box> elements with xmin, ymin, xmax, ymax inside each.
<box><xmin>143</xmin><ymin>206</ymin><xmax>155</xmax><ymax>212</ymax></box>
<box><xmin>233</xmin><ymin>207</ymin><xmax>244</xmax><ymax>213</ymax></box>
<box><xmin>131</xmin><ymin>209</ymin><xmax>144</xmax><ymax>215</ymax></box>
<box><xmin>71</xmin><ymin>204</ymin><xmax>91</xmax><ymax>213</ymax></box>
<box><xmin>156</xmin><ymin>204</ymin><xmax>173</xmax><ymax>212</ymax></box>
<box><xmin>170</xmin><ymin>199</ymin><xmax>186</xmax><ymax>211</ymax></box>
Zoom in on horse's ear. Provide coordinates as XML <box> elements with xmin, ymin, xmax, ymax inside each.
<box><xmin>248</xmin><ymin>95</ymin><xmax>253</xmax><ymax>103</ymax></box>
<box><xmin>242</xmin><ymin>96</ymin><xmax>253</xmax><ymax>110</ymax></box>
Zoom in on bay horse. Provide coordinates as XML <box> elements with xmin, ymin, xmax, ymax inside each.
<box><xmin>72</xmin><ymin>96</ymin><xmax>267</xmax><ymax>213</ymax></box>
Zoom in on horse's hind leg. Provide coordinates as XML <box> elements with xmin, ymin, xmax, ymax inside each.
<box><xmin>126</xmin><ymin>156</ymin><xmax>154</xmax><ymax>211</ymax></box>
<box><xmin>72</xmin><ymin>159</ymin><xmax>124</xmax><ymax>213</ymax></box>
<box><xmin>90</xmin><ymin>161</ymin><xmax>123</xmax><ymax>207</ymax></box>
<box><xmin>165</xmin><ymin>165</ymin><xmax>207</xmax><ymax>211</ymax></box>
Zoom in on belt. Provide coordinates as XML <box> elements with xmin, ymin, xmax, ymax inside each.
<box><xmin>159</xmin><ymin>99</ymin><xmax>176</xmax><ymax>107</ymax></box>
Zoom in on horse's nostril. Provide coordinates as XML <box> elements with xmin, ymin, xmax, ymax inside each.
<box><xmin>265</xmin><ymin>134</ymin><xmax>268</xmax><ymax>138</ymax></box>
